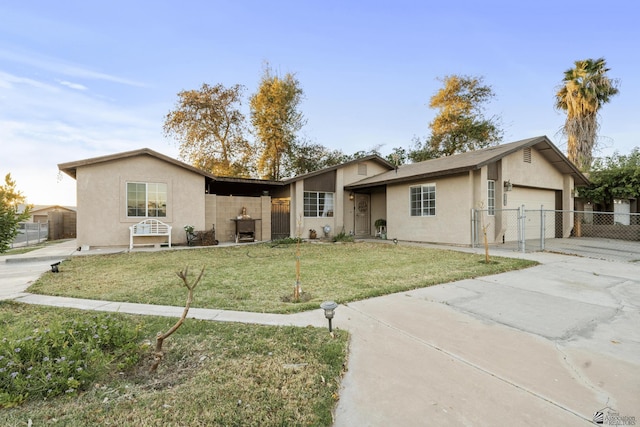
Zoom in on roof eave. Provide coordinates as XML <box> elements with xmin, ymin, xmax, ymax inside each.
<box><xmin>346</xmin><ymin>166</ymin><xmax>476</xmax><ymax>190</ymax></box>
<box><xmin>282</xmin><ymin>154</ymin><xmax>395</xmax><ymax>184</ymax></box>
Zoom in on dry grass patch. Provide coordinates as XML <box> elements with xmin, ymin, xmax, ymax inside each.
<box><xmin>28</xmin><ymin>242</ymin><xmax>537</xmax><ymax>313</ymax></box>
<box><xmin>0</xmin><ymin>302</ymin><xmax>348</xmax><ymax>426</ymax></box>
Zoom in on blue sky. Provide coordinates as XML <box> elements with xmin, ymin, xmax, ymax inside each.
<box><xmin>1</xmin><ymin>0</ymin><xmax>638</xmax><ymax>206</ymax></box>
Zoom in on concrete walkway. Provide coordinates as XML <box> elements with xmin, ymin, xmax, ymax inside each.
<box><xmin>1</xmin><ymin>240</ymin><xmax>639</xmax><ymax>426</ymax></box>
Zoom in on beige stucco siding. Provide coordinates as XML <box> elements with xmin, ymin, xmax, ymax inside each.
<box><xmin>369</xmin><ymin>192</ymin><xmax>386</xmax><ymax>236</ymax></box>
<box><xmin>340</xmin><ymin>161</ymin><xmax>390</xmax><ymax>185</ymax></box>
<box><xmin>387</xmin><ymin>174</ymin><xmax>471</xmax><ymax>245</ymax></box>
<box><xmin>75</xmin><ymin>155</ymin><xmax>205</xmax><ymax>248</ymax></box>
<box><xmin>289</xmin><ymin>159</ymin><xmax>391</xmax><ymax>239</ymax></box>
<box><xmin>502</xmin><ymin>147</ymin><xmax>564</xmax><ymax>190</ymax></box>
<box><xmin>501</xmin><ymin>147</ymin><xmax>575</xmax><ymax>238</ymax></box>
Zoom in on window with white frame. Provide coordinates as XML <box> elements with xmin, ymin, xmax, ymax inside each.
<box><xmin>127</xmin><ymin>182</ymin><xmax>167</xmax><ymax>217</ymax></box>
<box><xmin>487</xmin><ymin>180</ymin><xmax>495</xmax><ymax>215</ymax></box>
<box><xmin>410</xmin><ymin>184</ymin><xmax>436</xmax><ymax>216</ymax></box>
<box><xmin>303</xmin><ymin>191</ymin><xmax>334</xmax><ymax>217</ymax></box>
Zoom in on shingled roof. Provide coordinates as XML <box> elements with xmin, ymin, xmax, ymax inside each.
<box><xmin>57</xmin><ymin>147</ymin><xmax>282</xmax><ymax>186</ymax></box>
<box><xmin>345</xmin><ymin>136</ymin><xmax>590</xmax><ymax>190</ymax></box>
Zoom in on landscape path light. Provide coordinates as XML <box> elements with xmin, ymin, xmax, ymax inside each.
<box><xmin>320</xmin><ymin>301</ymin><xmax>338</xmax><ymax>332</ymax></box>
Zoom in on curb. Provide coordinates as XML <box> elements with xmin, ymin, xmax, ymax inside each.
<box><xmin>5</xmin><ymin>256</ymin><xmax>72</xmax><ymax>264</ymax></box>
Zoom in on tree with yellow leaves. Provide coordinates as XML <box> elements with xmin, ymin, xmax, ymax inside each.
<box><xmin>164</xmin><ymin>83</ymin><xmax>253</xmax><ymax>177</ymax></box>
<box><xmin>250</xmin><ymin>64</ymin><xmax>305</xmax><ymax>180</ymax></box>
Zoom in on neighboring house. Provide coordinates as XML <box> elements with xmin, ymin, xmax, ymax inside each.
<box><xmin>31</xmin><ymin>205</ymin><xmax>78</xmax><ymax>240</ymax></box>
<box><xmin>58</xmin><ymin>135</ymin><xmax>588</xmax><ymax>249</ymax></box>
<box><xmin>15</xmin><ymin>204</ymin><xmax>77</xmax><ymax>239</ymax></box>
<box><xmin>27</xmin><ymin>205</ymin><xmax>76</xmax><ymax>224</ymax></box>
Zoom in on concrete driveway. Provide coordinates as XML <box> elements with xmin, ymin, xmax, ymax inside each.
<box><xmin>333</xmin><ymin>250</ymin><xmax>639</xmax><ymax>426</ymax></box>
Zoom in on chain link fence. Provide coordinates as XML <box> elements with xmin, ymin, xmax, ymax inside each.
<box><xmin>11</xmin><ymin>222</ymin><xmax>49</xmax><ymax>248</ymax></box>
<box><xmin>472</xmin><ymin>208</ymin><xmax>640</xmax><ymax>259</ymax></box>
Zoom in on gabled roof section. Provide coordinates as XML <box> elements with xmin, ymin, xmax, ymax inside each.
<box><xmin>58</xmin><ymin>148</ymin><xmax>202</xmax><ymax>179</ymax></box>
<box><xmin>57</xmin><ymin>148</ymin><xmax>282</xmax><ymax>186</ymax></box>
<box><xmin>282</xmin><ymin>154</ymin><xmax>395</xmax><ymax>184</ymax></box>
<box><xmin>30</xmin><ymin>205</ymin><xmax>76</xmax><ymax>213</ymax></box>
<box><xmin>346</xmin><ymin>136</ymin><xmax>590</xmax><ymax>190</ymax></box>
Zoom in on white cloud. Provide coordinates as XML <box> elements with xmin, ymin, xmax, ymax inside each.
<box><xmin>0</xmin><ymin>47</ymin><xmax>147</xmax><ymax>87</ymax></box>
<box><xmin>58</xmin><ymin>80</ymin><xmax>87</xmax><ymax>91</ymax></box>
<box><xmin>0</xmin><ymin>69</ymin><xmax>177</xmax><ymax>206</ymax></box>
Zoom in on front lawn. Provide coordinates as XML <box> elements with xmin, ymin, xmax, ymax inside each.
<box><xmin>0</xmin><ymin>302</ymin><xmax>348</xmax><ymax>425</ymax></box>
<box><xmin>28</xmin><ymin>241</ymin><xmax>537</xmax><ymax>313</ymax></box>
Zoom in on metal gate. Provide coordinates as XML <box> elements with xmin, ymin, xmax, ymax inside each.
<box><xmin>471</xmin><ymin>208</ymin><xmax>521</xmax><ymax>250</ymax></box>
<box><xmin>271</xmin><ymin>199</ymin><xmax>290</xmax><ymax>240</ymax></box>
<box><xmin>472</xmin><ymin>207</ymin><xmax>640</xmax><ymax>253</ymax></box>
<box><xmin>473</xmin><ymin>206</ymin><xmax>553</xmax><ymax>252</ymax></box>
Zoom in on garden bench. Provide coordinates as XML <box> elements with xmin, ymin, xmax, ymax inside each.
<box><xmin>129</xmin><ymin>219</ymin><xmax>172</xmax><ymax>250</ymax></box>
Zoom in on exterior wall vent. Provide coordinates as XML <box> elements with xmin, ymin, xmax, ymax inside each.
<box><xmin>523</xmin><ymin>147</ymin><xmax>532</xmax><ymax>163</ymax></box>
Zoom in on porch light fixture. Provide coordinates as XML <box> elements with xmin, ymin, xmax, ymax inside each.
<box><xmin>504</xmin><ymin>180</ymin><xmax>513</xmax><ymax>192</ymax></box>
<box><xmin>349</xmin><ymin>192</ymin><xmax>355</xmax><ymax>201</ymax></box>
<box><xmin>320</xmin><ymin>301</ymin><xmax>338</xmax><ymax>332</ymax></box>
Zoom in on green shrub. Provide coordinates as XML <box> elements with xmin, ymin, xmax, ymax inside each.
<box><xmin>270</xmin><ymin>237</ymin><xmax>303</xmax><ymax>245</ymax></box>
<box><xmin>0</xmin><ymin>313</ymin><xmax>143</xmax><ymax>408</ymax></box>
<box><xmin>332</xmin><ymin>231</ymin><xmax>354</xmax><ymax>243</ymax></box>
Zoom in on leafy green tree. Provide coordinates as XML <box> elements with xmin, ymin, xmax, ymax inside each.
<box><xmin>164</xmin><ymin>83</ymin><xmax>253</xmax><ymax>177</ymax></box>
<box><xmin>408</xmin><ymin>136</ymin><xmax>441</xmax><ymax>162</ymax></box>
<box><xmin>386</xmin><ymin>147</ymin><xmax>408</xmax><ymax>167</ymax></box>
<box><xmin>580</xmin><ymin>148</ymin><xmax>640</xmax><ymax>209</ymax></box>
<box><xmin>0</xmin><ymin>174</ymin><xmax>31</xmax><ymax>253</ymax></box>
<box><xmin>412</xmin><ymin>75</ymin><xmax>502</xmax><ymax>159</ymax></box>
<box><xmin>250</xmin><ymin>64</ymin><xmax>306</xmax><ymax>180</ymax></box>
<box><xmin>555</xmin><ymin>58</ymin><xmax>619</xmax><ymax>171</ymax></box>
<box><xmin>284</xmin><ymin>141</ymin><xmax>348</xmax><ymax>177</ymax></box>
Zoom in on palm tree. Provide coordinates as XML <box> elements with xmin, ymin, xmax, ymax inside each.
<box><xmin>555</xmin><ymin>58</ymin><xmax>619</xmax><ymax>171</ymax></box>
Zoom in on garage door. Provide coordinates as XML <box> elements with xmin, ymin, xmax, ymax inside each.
<box><xmin>509</xmin><ymin>187</ymin><xmax>557</xmax><ymax>240</ymax></box>
<box><xmin>508</xmin><ymin>187</ymin><xmax>556</xmax><ymax>210</ymax></box>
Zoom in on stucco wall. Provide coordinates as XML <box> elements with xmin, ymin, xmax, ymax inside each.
<box><xmin>387</xmin><ymin>174</ymin><xmax>471</xmax><ymax>245</ymax></box>
<box><xmin>289</xmin><ymin>159</ymin><xmax>391</xmax><ymax>239</ymax></box>
<box><xmin>501</xmin><ymin>147</ymin><xmax>575</xmax><ymax>238</ymax></box>
<box><xmin>502</xmin><ymin>147</ymin><xmax>564</xmax><ymax>190</ymax></box>
<box><xmin>370</xmin><ymin>192</ymin><xmax>387</xmax><ymax>236</ymax></box>
<box><xmin>75</xmin><ymin>155</ymin><xmax>205</xmax><ymax>248</ymax></box>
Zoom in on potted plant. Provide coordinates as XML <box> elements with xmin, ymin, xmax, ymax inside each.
<box><xmin>374</xmin><ymin>219</ymin><xmax>387</xmax><ymax>239</ymax></box>
<box><xmin>184</xmin><ymin>225</ymin><xmax>196</xmax><ymax>246</ymax></box>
